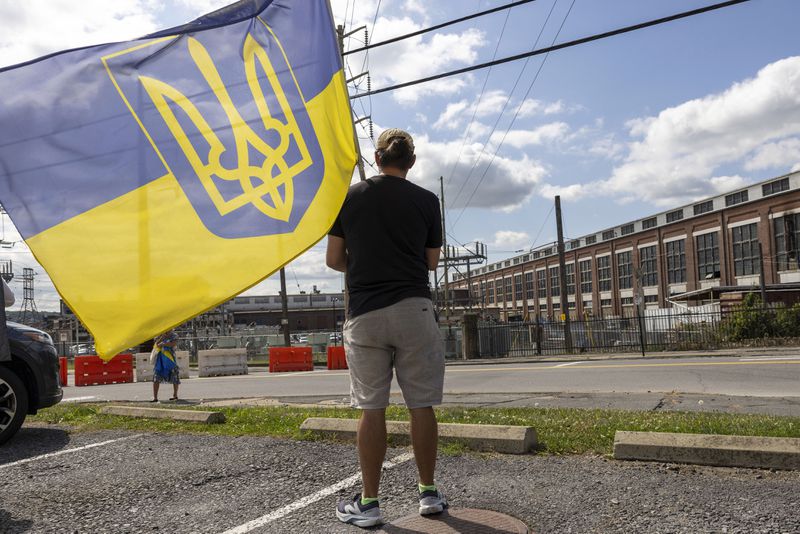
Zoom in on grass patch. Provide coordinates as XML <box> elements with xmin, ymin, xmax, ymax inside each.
<box><xmin>31</xmin><ymin>404</ymin><xmax>799</xmax><ymax>456</ymax></box>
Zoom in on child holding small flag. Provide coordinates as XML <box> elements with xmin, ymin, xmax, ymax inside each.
<box><xmin>151</xmin><ymin>330</ymin><xmax>180</xmax><ymax>402</ymax></box>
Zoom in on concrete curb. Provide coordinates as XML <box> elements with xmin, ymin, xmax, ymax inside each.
<box><xmin>613</xmin><ymin>431</ymin><xmax>800</xmax><ymax>470</ymax></box>
<box><xmin>100</xmin><ymin>405</ymin><xmax>226</xmax><ymax>424</ymax></box>
<box><xmin>300</xmin><ymin>417</ymin><xmax>537</xmax><ymax>454</ymax></box>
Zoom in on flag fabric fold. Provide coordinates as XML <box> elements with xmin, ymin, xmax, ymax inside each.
<box><xmin>0</xmin><ymin>0</ymin><xmax>357</xmax><ymax>358</ymax></box>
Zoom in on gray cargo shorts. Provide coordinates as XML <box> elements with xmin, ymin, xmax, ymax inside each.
<box><xmin>343</xmin><ymin>297</ymin><xmax>445</xmax><ymax>410</ymax></box>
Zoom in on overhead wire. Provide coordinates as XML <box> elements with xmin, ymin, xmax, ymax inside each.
<box><xmin>344</xmin><ymin>0</ymin><xmax>540</xmax><ymax>55</ymax></box>
<box><xmin>452</xmin><ymin>0</ymin><xmax>577</xmax><ymax>228</ymax></box>
<box><xmin>529</xmin><ymin>205</ymin><xmax>555</xmax><ymax>250</ymax></box>
<box><xmin>443</xmin><ymin>4</ymin><xmax>515</xmax><ymax>191</ymax></box>
<box><xmin>350</xmin><ymin>0</ymin><xmax>753</xmax><ymax>99</ymax></box>
<box><xmin>447</xmin><ymin>0</ymin><xmax>560</xmax><ymax>211</ymax></box>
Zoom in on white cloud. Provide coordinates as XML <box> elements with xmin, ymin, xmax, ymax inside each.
<box><xmin>330</xmin><ymin>0</ymin><xmax>488</xmax><ymax>104</ymax></box>
<box><xmin>588</xmin><ymin>134</ymin><xmax>626</xmax><ymax>161</ymax></box>
<box><xmin>491</xmin><ymin>122</ymin><xmax>570</xmax><ymax>149</ymax></box>
<box><xmin>412</xmin><ymin>134</ymin><xmax>548</xmax><ymax>212</ymax></box>
<box><xmin>607</xmin><ymin>56</ymin><xmax>800</xmax><ymax>206</ymax></box>
<box><xmin>173</xmin><ymin>0</ymin><xmax>230</xmax><ymax>14</ymax></box>
<box><xmin>517</xmin><ymin>98</ymin><xmax>569</xmax><ymax>117</ymax></box>
<box><xmin>548</xmin><ymin>56</ymin><xmax>800</xmax><ymax>207</ymax></box>
<box><xmin>403</xmin><ymin>0</ymin><xmax>429</xmax><ymax>19</ymax></box>
<box><xmin>745</xmin><ymin>137</ymin><xmax>800</xmax><ymax>171</ymax></box>
<box><xmin>434</xmin><ymin>92</ymin><xmax>569</xmax><ymax>130</ymax></box>
<box><xmin>537</xmin><ymin>183</ymin><xmax>590</xmax><ymax>202</ymax></box>
<box><xmin>0</xmin><ymin>1</ymin><xmax>162</xmax><ymax>68</ymax></box>
<box><xmin>241</xmin><ymin>245</ymin><xmax>345</xmax><ymax>297</ymax></box>
<box><xmin>488</xmin><ymin>230</ymin><xmax>530</xmax><ymax>251</ymax></box>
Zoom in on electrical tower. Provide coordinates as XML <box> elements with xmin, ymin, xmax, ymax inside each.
<box><xmin>19</xmin><ymin>267</ymin><xmax>38</xmax><ymax>325</ymax></box>
<box><xmin>442</xmin><ymin>242</ymin><xmax>488</xmax><ymax>314</ymax></box>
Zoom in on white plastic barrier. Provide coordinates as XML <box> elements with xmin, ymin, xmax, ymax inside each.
<box><xmin>198</xmin><ymin>349</ymin><xmax>248</xmax><ymax>377</ymax></box>
<box><xmin>135</xmin><ymin>351</ymin><xmax>190</xmax><ymax>382</ymax></box>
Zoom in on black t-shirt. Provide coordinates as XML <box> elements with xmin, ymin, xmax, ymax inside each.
<box><xmin>329</xmin><ymin>174</ymin><xmax>442</xmax><ymax>318</ymax></box>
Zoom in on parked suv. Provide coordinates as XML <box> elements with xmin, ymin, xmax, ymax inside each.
<box><xmin>0</xmin><ymin>321</ymin><xmax>63</xmax><ymax>445</ymax></box>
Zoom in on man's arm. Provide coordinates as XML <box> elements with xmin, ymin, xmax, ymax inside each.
<box><xmin>326</xmin><ymin>235</ymin><xmax>347</xmax><ymax>273</ymax></box>
<box><xmin>425</xmin><ymin>247</ymin><xmax>441</xmax><ymax>271</ymax></box>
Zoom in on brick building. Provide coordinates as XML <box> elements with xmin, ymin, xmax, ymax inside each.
<box><xmin>450</xmin><ymin>171</ymin><xmax>800</xmax><ymax>320</ymax></box>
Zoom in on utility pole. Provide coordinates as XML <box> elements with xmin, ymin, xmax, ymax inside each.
<box><xmin>555</xmin><ymin>196</ymin><xmax>573</xmax><ymax>354</ymax></box>
<box><xmin>337</xmin><ymin>23</ymin><xmax>368</xmax><ymax>182</ymax></box>
<box><xmin>440</xmin><ymin>176</ymin><xmax>449</xmax><ymax>319</ymax></box>
<box><xmin>279</xmin><ymin>267</ymin><xmax>291</xmax><ymax>346</ymax></box>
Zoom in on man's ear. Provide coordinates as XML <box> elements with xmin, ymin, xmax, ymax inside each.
<box><xmin>408</xmin><ymin>154</ymin><xmax>416</xmax><ymax>169</ymax></box>
<box><xmin>374</xmin><ymin>151</ymin><xmax>381</xmax><ymax>167</ymax></box>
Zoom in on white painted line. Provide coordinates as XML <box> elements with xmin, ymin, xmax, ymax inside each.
<box><xmin>196</xmin><ymin>370</ymin><xmax>337</xmax><ymax>381</ymax></box>
<box><xmin>219</xmin><ymin>451</ymin><xmax>415</xmax><ymax>534</ymax></box>
<box><xmin>740</xmin><ymin>356</ymin><xmax>800</xmax><ymax>361</ymax></box>
<box><xmin>61</xmin><ymin>396</ymin><xmax>98</xmax><ymax>403</ymax></box>
<box><xmin>0</xmin><ymin>434</ymin><xmax>142</xmax><ymax>470</ymax></box>
<box><xmin>553</xmin><ymin>361</ymin><xmax>585</xmax><ymax>368</ymax></box>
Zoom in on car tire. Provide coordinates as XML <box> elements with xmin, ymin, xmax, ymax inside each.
<box><xmin>0</xmin><ymin>365</ymin><xmax>28</xmax><ymax>446</ymax></box>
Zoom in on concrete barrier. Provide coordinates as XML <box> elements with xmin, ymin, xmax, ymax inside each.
<box><xmin>613</xmin><ymin>431</ymin><xmax>800</xmax><ymax>470</ymax></box>
<box><xmin>101</xmin><ymin>405</ymin><xmax>225</xmax><ymax>424</ymax></box>
<box><xmin>300</xmin><ymin>418</ymin><xmax>537</xmax><ymax>454</ymax></box>
<box><xmin>134</xmin><ymin>351</ymin><xmax>190</xmax><ymax>382</ymax></box>
<box><xmin>198</xmin><ymin>348</ymin><xmax>248</xmax><ymax>377</ymax></box>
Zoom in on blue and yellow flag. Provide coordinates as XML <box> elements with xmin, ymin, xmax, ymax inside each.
<box><xmin>0</xmin><ymin>0</ymin><xmax>357</xmax><ymax>358</ymax></box>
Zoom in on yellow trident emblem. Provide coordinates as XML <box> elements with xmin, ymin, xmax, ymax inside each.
<box><xmin>139</xmin><ymin>34</ymin><xmax>312</xmax><ymax>222</ymax></box>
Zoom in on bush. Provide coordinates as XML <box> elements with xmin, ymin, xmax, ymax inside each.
<box><xmin>775</xmin><ymin>303</ymin><xmax>800</xmax><ymax>337</ymax></box>
<box><xmin>721</xmin><ymin>294</ymin><xmax>777</xmax><ymax>341</ymax></box>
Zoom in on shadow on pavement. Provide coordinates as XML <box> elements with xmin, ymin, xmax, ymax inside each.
<box><xmin>379</xmin><ymin>511</ymin><xmax>526</xmax><ymax>534</ymax></box>
<box><xmin>0</xmin><ymin>509</ymin><xmax>33</xmax><ymax>532</ymax></box>
<box><xmin>0</xmin><ymin>427</ymin><xmax>71</xmax><ymax>464</ymax></box>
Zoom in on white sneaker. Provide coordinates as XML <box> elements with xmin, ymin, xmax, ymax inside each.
<box><xmin>336</xmin><ymin>494</ymin><xmax>384</xmax><ymax>528</ymax></box>
<box><xmin>419</xmin><ymin>488</ymin><xmax>448</xmax><ymax>515</ymax></box>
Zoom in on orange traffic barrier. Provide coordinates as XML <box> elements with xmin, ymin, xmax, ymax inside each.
<box><xmin>326</xmin><ymin>346</ymin><xmax>348</xmax><ymax>370</ymax></box>
<box><xmin>74</xmin><ymin>354</ymin><xmax>134</xmax><ymax>387</ymax></box>
<box><xmin>59</xmin><ymin>357</ymin><xmax>68</xmax><ymax>387</ymax></box>
<box><xmin>269</xmin><ymin>347</ymin><xmax>313</xmax><ymax>373</ymax></box>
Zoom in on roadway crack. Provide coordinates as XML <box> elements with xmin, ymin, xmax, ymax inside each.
<box><xmin>651</xmin><ymin>397</ymin><xmax>666</xmax><ymax>411</ymax></box>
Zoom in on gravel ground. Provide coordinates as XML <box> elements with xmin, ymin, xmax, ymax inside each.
<box><xmin>1</xmin><ymin>426</ymin><xmax>799</xmax><ymax>534</ymax></box>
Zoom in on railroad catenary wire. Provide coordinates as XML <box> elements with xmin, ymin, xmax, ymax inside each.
<box><xmin>343</xmin><ymin>0</ymin><xmax>540</xmax><ymax>56</ymax></box>
<box><xmin>350</xmin><ymin>0</ymin><xmax>752</xmax><ymax>99</ymax></box>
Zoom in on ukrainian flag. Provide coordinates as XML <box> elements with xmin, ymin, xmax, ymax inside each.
<box><xmin>0</xmin><ymin>1</ymin><xmax>357</xmax><ymax>358</ymax></box>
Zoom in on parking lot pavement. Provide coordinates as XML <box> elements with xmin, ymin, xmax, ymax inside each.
<box><xmin>2</xmin><ymin>425</ymin><xmax>800</xmax><ymax>534</ymax></box>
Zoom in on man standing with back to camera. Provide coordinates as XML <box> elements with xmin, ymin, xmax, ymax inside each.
<box><xmin>326</xmin><ymin>129</ymin><xmax>447</xmax><ymax>527</ymax></box>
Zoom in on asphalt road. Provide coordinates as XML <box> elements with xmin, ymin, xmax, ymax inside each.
<box><xmin>2</xmin><ymin>427</ymin><xmax>799</xmax><ymax>534</ymax></box>
<box><xmin>60</xmin><ymin>353</ymin><xmax>800</xmax><ymax>415</ymax></box>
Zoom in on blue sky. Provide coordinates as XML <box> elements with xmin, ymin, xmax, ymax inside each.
<box><xmin>1</xmin><ymin>0</ymin><xmax>799</xmax><ymax>310</ymax></box>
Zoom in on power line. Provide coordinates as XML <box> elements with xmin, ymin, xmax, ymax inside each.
<box><xmin>447</xmin><ymin>0</ymin><xmax>560</xmax><ymax>210</ymax></box>
<box><xmin>530</xmin><ymin>205</ymin><xmax>555</xmax><ymax>250</ymax></box>
<box><xmin>444</xmin><ymin>4</ymin><xmax>515</xmax><ymax>191</ymax></box>
<box><xmin>344</xmin><ymin>0</ymin><xmax>540</xmax><ymax>56</ymax></box>
<box><xmin>453</xmin><ymin>0</ymin><xmax>575</xmax><ymax>226</ymax></box>
<box><xmin>351</xmin><ymin>0</ymin><xmax>753</xmax><ymax>100</ymax></box>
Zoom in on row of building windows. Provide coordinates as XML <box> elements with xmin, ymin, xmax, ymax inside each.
<box><xmin>472</xmin><ymin>219</ymin><xmax>800</xmax><ymax>305</ymax></box>
<box><xmin>469</xmin><ymin>178</ymin><xmax>794</xmax><ymax>280</ymax></box>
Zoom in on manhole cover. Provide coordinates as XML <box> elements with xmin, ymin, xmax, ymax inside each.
<box><xmin>376</xmin><ymin>508</ymin><xmax>529</xmax><ymax>533</ymax></box>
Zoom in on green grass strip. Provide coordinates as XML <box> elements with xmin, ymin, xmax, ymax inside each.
<box><xmin>31</xmin><ymin>404</ymin><xmax>799</xmax><ymax>456</ymax></box>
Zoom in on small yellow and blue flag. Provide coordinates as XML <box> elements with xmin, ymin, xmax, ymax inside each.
<box><xmin>0</xmin><ymin>0</ymin><xmax>357</xmax><ymax>358</ymax></box>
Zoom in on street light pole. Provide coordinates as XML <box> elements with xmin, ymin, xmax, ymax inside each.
<box><xmin>331</xmin><ymin>297</ymin><xmax>340</xmax><ymax>345</ymax></box>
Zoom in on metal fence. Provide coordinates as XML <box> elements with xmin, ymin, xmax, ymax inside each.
<box><xmin>477</xmin><ymin>303</ymin><xmax>800</xmax><ymax>358</ymax></box>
